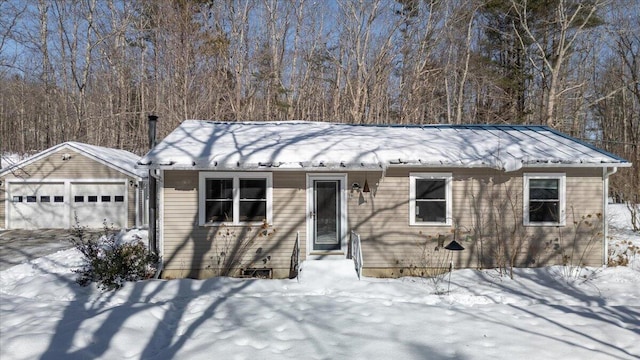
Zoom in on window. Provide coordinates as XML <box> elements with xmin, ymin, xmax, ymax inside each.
<box><xmin>101</xmin><ymin>196</ymin><xmax>111</xmax><ymax>202</ymax></box>
<box><xmin>41</xmin><ymin>196</ymin><xmax>51</xmax><ymax>203</ymax></box>
<box><xmin>410</xmin><ymin>173</ymin><xmax>452</xmax><ymax>225</ymax></box>
<box><xmin>88</xmin><ymin>196</ymin><xmax>98</xmax><ymax>203</ymax></box>
<box><xmin>239</xmin><ymin>179</ymin><xmax>267</xmax><ymax>221</ymax></box>
<box><xmin>524</xmin><ymin>173</ymin><xmax>565</xmax><ymax>226</ymax></box>
<box><xmin>74</xmin><ymin>196</ymin><xmax>84</xmax><ymax>203</ymax></box>
<box><xmin>54</xmin><ymin>196</ymin><xmax>64</xmax><ymax>203</ymax></box>
<box><xmin>12</xmin><ymin>196</ymin><xmax>23</xmax><ymax>203</ymax></box>
<box><xmin>199</xmin><ymin>172</ymin><xmax>272</xmax><ymax>225</ymax></box>
<box><xmin>27</xmin><ymin>196</ymin><xmax>37</xmax><ymax>203</ymax></box>
<box><xmin>114</xmin><ymin>195</ymin><xmax>124</xmax><ymax>202</ymax></box>
<box><xmin>205</xmin><ymin>178</ymin><xmax>233</xmax><ymax>222</ymax></box>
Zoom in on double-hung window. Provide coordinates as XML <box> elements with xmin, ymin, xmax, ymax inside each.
<box><xmin>199</xmin><ymin>172</ymin><xmax>272</xmax><ymax>225</ymax></box>
<box><xmin>524</xmin><ymin>173</ymin><xmax>565</xmax><ymax>226</ymax></box>
<box><xmin>410</xmin><ymin>173</ymin><xmax>452</xmax><ymax>226</ymax></box>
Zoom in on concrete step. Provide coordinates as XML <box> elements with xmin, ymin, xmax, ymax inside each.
<box><xmin>298</xmin><ymin>259</ymin><xmax>359</xmax><ymax>285</ymax></box>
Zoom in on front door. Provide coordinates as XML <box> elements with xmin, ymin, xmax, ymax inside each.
<box><xmin>314</xmin><ymin>180</ymin><xmax>340</xmax><ymax>250</ymax></box>
<box><xmin>307</xmin><ymin>174</ymin><xmax>347</xmax><ymax>254</ymax></box>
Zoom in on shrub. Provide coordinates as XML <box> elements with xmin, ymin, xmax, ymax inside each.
<box><xmin>410</xmin><ymin>233</ymin><xmax>456</xmax><ymax>295</ymax></box>
<box><xmin>206</xmin><ymin>220</ymin><xmax>275</xmax><ymax>277</ymax></box>
<box><xmin>70</xmin><ymin>222</ymin><xmax>158</xmax><ymax>291</ymax></box>
<box><xmin>608</xmin><ymin>240</ymin><xmax>639</xmax><ymax>268</ymax></box>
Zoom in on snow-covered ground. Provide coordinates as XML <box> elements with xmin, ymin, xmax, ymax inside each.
<box><xmin>1</xmin><ymin>206</ymin><xmax>638</xmax><ymax>360</ymax></box>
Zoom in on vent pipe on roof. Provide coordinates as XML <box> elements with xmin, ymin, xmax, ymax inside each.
<box><xmin>148</xmin><ymin>115</ymin><xmax>158</xmax><ymax>149</ymax></box>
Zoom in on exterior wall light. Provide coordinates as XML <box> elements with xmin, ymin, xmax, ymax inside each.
<box><xmin>362</xmin><ymin>179</ymin><xmax>371</xmax><ymax>193</ymax></box>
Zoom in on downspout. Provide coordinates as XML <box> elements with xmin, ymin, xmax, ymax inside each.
<box><xmin>147</xmin><ymin>115</ymin><xmax>160</xmax><ymax>276</ymax></box>
<box><xmin>603</xmin><ymin>166</ymin><xmax>618</xmax><ymax>267</ymax></box>
<box><xmin>134</xmin><ymin>179</ymin><xmax>140</xmax><ymax>228</ymax></box>
<box><xmin>148</xmin><ymin>115</ymin><xmax>158</xmax><ymax>254</ymax></box>
<box><xmin>154</xmin><ymin>169</ymin><xmax>164</xmax><ymax>279</ymax></box>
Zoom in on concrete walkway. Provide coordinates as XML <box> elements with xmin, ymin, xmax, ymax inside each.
<box><xmin>0</xmin><ymin>229</ymin><xmax>75</xmax><ymax>271</ymax></box>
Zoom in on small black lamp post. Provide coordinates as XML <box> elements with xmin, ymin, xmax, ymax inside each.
<box><xmin>444</xmin><ymin>238</ymin><xmax>465</xmax><ymax>294</ymax></box>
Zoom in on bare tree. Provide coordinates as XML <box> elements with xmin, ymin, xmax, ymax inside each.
<box><xmin>511</xmin><ymin>0</ymin><xmax>606</xmax><ymax>129</ymax></box>
<box><xmin>0</xmin><ymin>0</ymin><xmax>634</xmax><ymax>196</ymax></box>
<box><xmin>592</xmin><ymin>0</ymin><xmax>639</xmax><ymax>230</ymax></box>
<box><xmin>335</xmin><ymin>0</ymin><xmax>401</xmax><ymax>123</ymax></box>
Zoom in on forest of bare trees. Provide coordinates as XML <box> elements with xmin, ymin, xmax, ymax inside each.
<box><xmin>1</xmin><ymin>0</ymin><xmax>638</xmax><ymax>204</ymax></box>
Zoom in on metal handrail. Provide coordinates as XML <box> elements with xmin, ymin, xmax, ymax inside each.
<box><xmin>290</xmin><ymin>231</ymin><xmax>300</xmax><ymax>280</ymax></box>
<box><xmin>351</xmin><ymin>230</ymin><xmax>363</xmax><ymax>280</ymax></box>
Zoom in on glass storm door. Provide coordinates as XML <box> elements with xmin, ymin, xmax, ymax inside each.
<box><xmin>313</xmin><ymin>180</ymin><xmax>341</xmax><ymax>251</ymax></box>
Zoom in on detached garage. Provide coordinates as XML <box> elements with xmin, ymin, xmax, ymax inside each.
<box><xmin>0</xmin><ymin>142</ymin><xmax>147</xmax><ymax>229</ymax></box>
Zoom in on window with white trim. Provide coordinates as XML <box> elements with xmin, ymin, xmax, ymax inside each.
<box><xmin>199</xmin><ymin>172</ymin><xmax>272</xmax><ymax>225</ymax></box>
<box><xmin>524</xmin><ymin>173</ymin><xmax>566</xmax><ymax>226</ymax></box>
<box><xmin>410</xmin><ymin>173</ymin><xmax>452</xmax><ymax>226</ymax></box>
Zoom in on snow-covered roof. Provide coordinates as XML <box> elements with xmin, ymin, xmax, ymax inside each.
<box><xmin>0</xmin><ymin>141</ymin><xmax>146</xmax><ymax>178</ymax></box>
<box><xmin>138</xmin><ymin>121</ymin><xmax>630</xmax><ymax>172</ymax></box>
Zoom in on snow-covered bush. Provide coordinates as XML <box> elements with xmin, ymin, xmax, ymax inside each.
<box><xmin>70</xmin><ymin>222</ymin><xmax>158</xmax><ymax>291</ymax></box>
<box><xmin>608</xmin><ymin>240</ymin><xmax>639</xmax><ymax>268</ymax></box>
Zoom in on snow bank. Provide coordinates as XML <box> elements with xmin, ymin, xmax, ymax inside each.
<box><xmin>1</xmin><ymin>224</ymin><xmax>638</xmax><ymax>359</ymax></box>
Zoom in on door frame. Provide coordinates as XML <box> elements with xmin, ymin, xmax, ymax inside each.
<box><xmin>306</xmin><ymin>173</ymin><xmax>348</xmax><ymax>259</ymax></box>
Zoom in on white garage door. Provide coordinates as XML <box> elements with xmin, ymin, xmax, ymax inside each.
<box><xmin>70</xmin><ymin>182</ymin><xmax>127</xmax><ymax>228</ymax></box>
<box><xmin>8</xmin><ymin>182</ymin><xmax>67</xmax><ymax>229</ymax></box>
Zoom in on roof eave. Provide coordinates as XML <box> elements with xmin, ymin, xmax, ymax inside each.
<box><xmin>522</xmin><ymin>162</ymin><xmax>632</xmax><ymax>169</ymax></box>
<box><xmin>140</xmin><ymin>160</ymin><xmax>631</xmax><ymax>172</ymax></box>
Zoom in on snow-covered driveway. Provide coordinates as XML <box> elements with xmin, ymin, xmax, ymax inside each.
<box><xmin>0</xmin><ymin>229</ymin><xmax>74</xmax><ymax>271</ymax></box>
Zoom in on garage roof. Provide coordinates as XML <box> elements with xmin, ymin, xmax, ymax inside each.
<box><xmin>0</xmin><ymin>142</ymin><xmax>146</xmax><ymax>179</ymax></box>
<box><xmin>139</xmin><ymin>121</ymin><xmax>630</xmax><ymax>172</ymax></box>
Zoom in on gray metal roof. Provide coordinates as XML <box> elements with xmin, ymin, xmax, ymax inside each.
<box><xmin>139</xmin><ymin>121</ymin><xmax>630</xmax><ymax>172</ymax></box>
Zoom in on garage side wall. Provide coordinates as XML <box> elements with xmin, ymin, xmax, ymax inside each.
<box><xmin>1</xmin><ymin>148</ymin><xmax>138</xmax><ymax>229</ymax></box>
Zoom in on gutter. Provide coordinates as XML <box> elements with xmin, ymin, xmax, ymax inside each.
<box><xmin>603</xmin><ymin>167</ymin><xmax>618</xmax><ymax>266</ymax></box>
<box><xmin>135</xmin><ymin>159</ymin><xmax>631</xmax><ymax>172</ymax></box>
